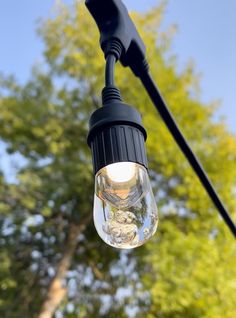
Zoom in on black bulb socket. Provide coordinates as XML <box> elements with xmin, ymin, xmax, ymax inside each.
<box><xmin>87</xmin><ymin>100</ymin><xmax>148</xmax><ymax>175</ymax></box>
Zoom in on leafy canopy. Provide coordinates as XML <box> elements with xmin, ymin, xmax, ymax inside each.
<box><xmin>0</xmin><ymin>2</ymin><xmax>236</xmax><ymax>317</ymax></box>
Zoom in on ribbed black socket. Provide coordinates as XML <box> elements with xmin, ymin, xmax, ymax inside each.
<box><xmin>87</xmin><ymin>101</ymin><xmax>148</xmax><ymax>175</ymax></box>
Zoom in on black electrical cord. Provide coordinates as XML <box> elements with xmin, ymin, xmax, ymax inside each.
<box><xmin>103</xmin><ymin>53</ymin><xmax>122</xmax><ymax>105</ymax></box>
<box><xmin>139</xmin><ymin>68</ymin><xmax>236</xmax><ymax>238</ymax></box>
<box><xmin>105</xmin><ymin>54</ymin><xmax>116</xmax><ymax>87</ymax></box>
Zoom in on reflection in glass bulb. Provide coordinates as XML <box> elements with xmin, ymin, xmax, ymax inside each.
<box><xmin>93</xmin><ymin>162</ymin><xmax>158</xmax><ymax>249</ymax></box>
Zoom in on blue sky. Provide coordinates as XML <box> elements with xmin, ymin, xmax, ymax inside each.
<box><xmin>0</xmin><ymin>0</ymin><xmax>235</xmax><ymax>134</ymax></box>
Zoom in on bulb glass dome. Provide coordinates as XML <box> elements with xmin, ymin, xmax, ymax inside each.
<box><xmin>93</xmin><ymin>162</ymin><xmax>158</xmax><ymax>249</ymax></box>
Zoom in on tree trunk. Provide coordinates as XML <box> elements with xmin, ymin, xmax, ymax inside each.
<box><xmin>38</xmin><ymin>215</ymin><xmax>91</xmax><ymax>318</ymax></box>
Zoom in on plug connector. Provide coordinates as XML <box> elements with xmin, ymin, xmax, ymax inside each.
<box><xmin>85</xmin><ymin>0</ymin><xmax>147</xmax><ymax>76</ymax></box>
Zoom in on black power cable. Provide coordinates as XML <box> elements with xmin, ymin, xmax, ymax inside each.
<box><xmin>105</xmin><ymin>54</ymin><xmax>116</xmax><ymax>87</ymax></box>
<box><xmin>139</xmin><ymin>68</ymin><xmax>236</xmax><ymax>238</ymax></box>
<box><xmin>102</xmin><ymin>53</ymin><xmax>123</xmax><ymax>105</ymax></box>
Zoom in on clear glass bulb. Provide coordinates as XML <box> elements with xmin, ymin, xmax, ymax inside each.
<box><xmin>93</xmin><ymin>162</ymin><xmax>158</xmax><ymax>249</ymax></box>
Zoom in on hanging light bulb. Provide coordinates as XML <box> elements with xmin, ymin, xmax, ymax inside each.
<box><xmin>87</xmin><ymin>95</ymin><xmax>158</xmax><ymax>249</ymax></box>
<box><xmin>94</xmin><ymin>162</ymin><xmax>158</xmax><ymax>248</ymax></box>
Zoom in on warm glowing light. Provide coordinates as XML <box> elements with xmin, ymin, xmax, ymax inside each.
<box><xmin>106</xmin><ymin>162</ymin><xmax>136</xmax><ymax>183</ymax></box>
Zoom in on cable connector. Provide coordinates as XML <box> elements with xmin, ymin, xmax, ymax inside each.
<box><xmin>85</xmin><ymin>0</ymin><xmax>147</xmax><ymax>77</ymax></box>
<box><xmin>103</xmin><ymin>39</ymin><xmax>123</xmax><ymax>61</ymax></box>
<box><xmin>102</xmin><ymin>86</ymin><xmax>122</xmax><ymax>105</ymax></box>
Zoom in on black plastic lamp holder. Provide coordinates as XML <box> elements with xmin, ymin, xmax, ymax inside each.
<box><xmin>87</xmin><ymin>100</ymin><xmax>147</xmax><ymax>175</ymax></box>
<box><xmin>85</xmin><ymin>0</ymin><xmax>236</xmax><ymax>237</ymax></box>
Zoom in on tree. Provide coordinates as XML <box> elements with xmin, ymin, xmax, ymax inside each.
<box><xmin>0</xmin><ymin>2</ymin><xmax>236</xmax><ymax>317</ymax></box>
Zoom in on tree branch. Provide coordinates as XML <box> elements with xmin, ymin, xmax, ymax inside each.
<box><xmin>38</xmin><ymin>214</ymin><xmax>92</xmax><ymax>318</ymax></box>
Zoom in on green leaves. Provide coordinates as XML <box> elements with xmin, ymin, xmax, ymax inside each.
<box><xmin>0</xmin><ymin>2</ymin><xmax>235</xmax><ymax>317</ymax></box>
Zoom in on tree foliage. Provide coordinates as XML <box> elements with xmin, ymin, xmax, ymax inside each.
<box><xmin>0</xmin><ymin>2</ymin><xmax>236</xmax><ymax>317</ymax></box>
